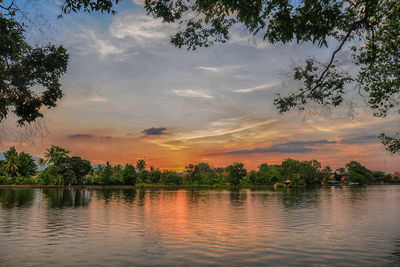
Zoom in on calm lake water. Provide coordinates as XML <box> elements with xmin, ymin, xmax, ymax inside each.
<box><xmin>0</xmin><ymin>186</ymin><xmax>400</xmax><ymax>266</ymax></box>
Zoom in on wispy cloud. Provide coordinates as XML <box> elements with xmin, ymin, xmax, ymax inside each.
<box><xmin>69</xmin><ymin>13</ymin><xmax>174</xmax><ymax>59</ymax></box>
<box><xmin>224</xmin><ymin>140</ymin><xmax>336</xmax><ymax>154</ymax></box>
<box><xmin>143</xmin><ymin>127</ymin><xmax>167</xmax><ymax>136</ymax></box>
<box><xmin>194</xmin><ymin>65</ymin><xmax>241</xmax><ymax>73</ymax></box>
<box><xmin>340</xmin><ymin>135</ymin><xmax>378</xmax><ymax>144</ymax></box>
<box><xmin>110</xmin><ymin>14</ymin><xmax>169</xmax><ymax>41</ymax></box>
<box><xmin>76</xmin><ymin>29</ymin><xmax>122</xmax><ymax>58</ymax></box>
<box><xmin>68</xmin><ymin>134</ymin><xmax>93</xmax><ymax>139</ymax></box>
<box><xmin>234</xmin><ymin>82</ymin><xmax>280</xmax><ymax>93</ymax></box>
<box><xmin>172</xmin><ymin>89</ymin><xmax>214</xmax><ymax>99</ymax></box>
<box><xmin>176</xmin><ymin>119</ymin><xmax>278</xmax><ymax>141</ymax></box>
<box><xmin>87</xmin><ymin>94</ymin><xmax>107</xmax><ymax>102</ymax></box>
<box><xmin>132</xmin><ymin>0</ymin><xmax>145</xmax><ymax>6</ymax></box>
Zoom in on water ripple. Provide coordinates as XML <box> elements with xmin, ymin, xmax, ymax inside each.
<box><xmin>0</xmin><ymin>186</ymin><xmax>400</xmax><ymax>266</ymax></box>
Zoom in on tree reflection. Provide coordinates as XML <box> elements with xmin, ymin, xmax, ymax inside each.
<box><xmin>348</xmin><ymin>186</ymin><xmax>368</xmax><ymax>204</ymax></box>
<box><xmin>42</xmin><ymin>189</ymin><xmax>91</xmax><ymax>208</ymax></box>
<box><xmin>122</xmin><ymin>189</ymin><xmax>137</xmax><ymax>203</ymax></box>
<box><xmin>276</xmin><ymin>188</ymin><xmax>321</xmax><ymax>209</ymax></box>
<box><xmin>0</xmin><ymin>189</ymin><xmax>34</xmax><ymax>209</ymax></box>
<box><xmin>138</xmin><ymin>188</ymin><xmax>146</xmax><ymax>206</ymax></box>
<box><xmin>95</xmin><ymin>189</ymin><xmax>115</xmax><ymax>204</ymax></box>
<box><xmin>391</xmin><ymin>238</ymin><xmax>400</xmax><ymax>264</ymax></box>
<box><xmin>229</xmin><ymin>189</ymin><xmax>247</xmax><ymax>206</ymax></box>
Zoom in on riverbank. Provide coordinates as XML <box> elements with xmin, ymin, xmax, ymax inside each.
<box><xmin>0</xmin><ymin>183</ymin><xmax>398</xmax><ymax>190</ymax></box>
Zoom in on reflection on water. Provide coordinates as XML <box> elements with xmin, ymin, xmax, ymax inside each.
<box><xmin>42</xmin><ymin>189</ymin><xmax>92</xmax><ymax>208</ymax></box>
<box><xmin>0</xmin><ymin>186</ymin><xmax>400</xmax><ymax>266</ymax></box>
<box><xmin>391</xmin><ymin>238</ymin><xmax>400</xmax><ymax>264</ymax></box>
<box><xmin>229</xmin><ymin>189</ymin><xmax>247</xmax><ymax>206</ymax></box>
<box><xmin>0</xmin><ymin>189</ymin><xmax>35</xmax><ymax>208</ymax></box>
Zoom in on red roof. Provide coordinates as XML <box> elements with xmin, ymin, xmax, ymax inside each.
<box><xmin>392</xmin><ymin>172</ymin><xmax>400</xmax><ymax>179</ymax></box>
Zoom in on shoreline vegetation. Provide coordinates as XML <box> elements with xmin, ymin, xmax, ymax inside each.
<box><xmin>0</xmin><ymin>184</ymin><xmax>398</xmax><ymax>190</ymax></box>
<box><xmin>1</xmin><ymin>145</ymin><xmax>399</xmax><ymax>188</ymax></box>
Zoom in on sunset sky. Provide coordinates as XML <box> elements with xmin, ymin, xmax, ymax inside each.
<box><xmin>1</xmin><ymin>0</ymin><xmax>399</xmax><ymax>172</ymax></box>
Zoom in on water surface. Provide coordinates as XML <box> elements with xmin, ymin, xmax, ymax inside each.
<box><xmin>1</xmin><ymin>186</ymin><xmax>400</xmax><ymax>266</ymax></box>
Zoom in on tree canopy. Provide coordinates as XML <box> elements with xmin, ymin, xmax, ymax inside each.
<box><xmin>0</xmin><ymin>0</ymin><xmax>120</xmax><ymax>125</ymax></box>
<box><xmin>2</xmin><ymin>146</ymin><xmax>36</xmax><ymax>177</ymax></box>
<box><xmin>0</xmin><ymin>2</ymin><xmax>68</xmax><ymax>125</ymax></box>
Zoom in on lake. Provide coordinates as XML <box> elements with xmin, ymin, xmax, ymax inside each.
<box><xmin>0</xmin><ymin>186</ymin><xmax>399</xmax><ymax>266</ymax></box>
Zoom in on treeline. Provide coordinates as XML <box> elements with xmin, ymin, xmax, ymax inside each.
<box><xmin>0</xmin><ymin>146</ymin><xmax>398</xmax><ymax>186</ymax></box>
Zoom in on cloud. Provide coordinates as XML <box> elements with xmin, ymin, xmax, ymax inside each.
<box><xmin>87</xmin><ymin>94</ymin><xmax>107</xmax><ymax>102</ymax></box>
<box><xmin>234</xmin><ymin>82</ymin><xmax>280</xmax><ymax>93</ymax></box>
<box><xmin>194</xmin><ymin>65</ymin><xmax>241</xmax><ymax>73</ymax></box>
<box><xmin>340</xmin><ymin>135</ymin><xmax>378</xmax><ymax>144</ymax></box>
<box><xmin>132</xmin><ymin>0</ymin><xmax>145</xmax><ymax>6</ymax></box>
<box><xmin>67</xmin><ymin>134</ymin><xmax>93</xmax><ymax>139</ymax></box>
<box><xmin>142</xmin><ymin>127</ymin><xmax>167</xmax><ymax>136</ymax></box>
<box><xmin>110</xmin><ymin>13</ymin><xmax>171</xmax><ymax>42</ymax></box>
<box><xmin>174</xmin><ymin>119</ymin><xmax>278</xmax><ymax>141</ymax></box>
<box><xmin>69</xmin><ymin>13</ymin><xmax>174</xmax><ymax>59</ymax></box>
<box><xmin>172</xmin><ymin>89</ymin><xmax>214</xmax><ymax>99</ymax></box>
<box><xmin>78</xmin><ymin>29</ymin><xmax>123</xmax><ymax>58</ymax></box>
<box><xmin>225</xmin><ymin>140</ymin><xmax>337</xmax><ymax>154</ymax></box>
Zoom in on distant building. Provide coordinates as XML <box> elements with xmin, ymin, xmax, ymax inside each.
<box><xmin>392</xmin><ymin>172</ymin><xmax>400</xmax><ymax>179</ymax></box>
<box><xmin>177</xmin><ymin>171</ymin><xmax>188</xmax><ymax>177</ymax></box>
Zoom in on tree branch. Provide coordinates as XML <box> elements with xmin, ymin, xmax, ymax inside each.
<box><xmin>310</xmin><ymin>28</ymin><xmax>354</xmax><ymax>94</ymax></box>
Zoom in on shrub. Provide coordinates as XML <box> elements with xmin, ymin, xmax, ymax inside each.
<box><xmin>274</xmin><ymin>183</ymin><xmax>286</xmax><ymax>190</ymax></box>
<box><xmin>0</xmin><ymin>175</ymin><xmax>12</xmax><ymax>185</ymax></box>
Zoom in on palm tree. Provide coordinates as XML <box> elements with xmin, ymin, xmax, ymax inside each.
<box><xmin>5</xmin><ymin>155</ymin><xmax>19</xmax><ymax>177</ymax></box>
<box><xmin>136</xmin><ymin>159</ymin><xmax>146</xmax><ymax>173</ymax></box>
<box><xmin>37</xmin><ymin>158</ymin><xmax>47</xmax><ymax>168</ymax></box>
<box><xmin>44</xmin><ymin>145</ymin><xmax>70</xmax><ymax>164</ymax></box>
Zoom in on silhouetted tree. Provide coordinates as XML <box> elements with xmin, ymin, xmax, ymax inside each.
<box><xmin>226</xmin><ymin>162</ymin><xmax>247</xmax><ymax>186</ymax></box>
<box><xmin>122</xmin><ymin>164</ymin><xmax>137</xmax><ymax>185</ymax></box>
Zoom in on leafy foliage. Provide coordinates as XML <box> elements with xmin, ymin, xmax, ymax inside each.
<box><xmin>54</xmin><ymin>156</ymin><xmax>91</xmax><ymax>185</ymax></box>
<box><xmin>226</xmin><ymin>162</ymin><xmax>247</xmax><ymax>186</ymax></box>
<box><xmin>0</xmin><ymin>0</ymin><xmax>124</xmax><ymax>125</ymax></box>
<box><xmin>162</xmin><ymin>171</ymin><xmax>182</xmax><ymax>185</ymax></box>
<box><xmin>0</xmin><ymin>145</ymin><xmax>397</xmax><ymax>186</ymax></box>
<box><xmin>2</xmin><ymin>146</ymin><xmax>36</xmax><ymax>177</ymax></box>
<box><xmin>380</xmin><ymin>133</ymin><xmax>400</xmax><ymax>154</ymax></box>
<box><xmin>136</xmin><ymin>159</ymin><xmax>146</xmax><ymax>173</ymax></box>
<box><xmin>346</xmin><ymin>160</ymin><xmax>373</xmax><ymax>185</ymax></box>
<box><xmin>16</xmin><ymin>152</ymin><xmax>36</xmax><ymax>177</ymax></box>
<box><xmin>122</xmin><ymin>164</ymin><xmax>137</xmax><ymax>185</ymax></box>
<box><xmin>60</xmin><ymin>0</ymin><xmax>121</xmax><ymax>16</ymax></box>
<box><xmin>0</xmin><ymin>5</ymin><xmax>69</xmax><ymax>125</ymax></box>
<box><xmin>44</xmin><ymin>145</ymin><xmax>70</xmax><ymax>164</ymax></box>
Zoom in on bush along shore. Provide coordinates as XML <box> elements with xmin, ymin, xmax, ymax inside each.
<box><xmin>1</xmin><ymin>146</ymin><xmax>399</xmax><ymax>188</ymax></box>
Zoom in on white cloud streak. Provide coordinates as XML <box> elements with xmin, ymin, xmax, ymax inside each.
<box><xmin>194</xmin><ymin>65</ymin><xmax>241</xmax><ymax>73</ymax></box>
<box><xmin>175</xmin><ymin>119</ymin><xmax>278</xmax><ymax>141</ymax></box>
<box><xmin>172</xmin><ymin>89</ymin><xmax>214</xmax><ymax>99</ymax></box>
<box><xmin>110</xmin><ymin>14</ymin><xmax>169</xmax><ymax>41</ymax></box>
<box><xmin>87</xmin><ymin>94</ymin><xmax>107</xmax><ymax>102</ymax></box>
<box><xmin>234</xmin><ymin>82</ymin><xmax>280</xmax><ymax>93</ymax></box>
